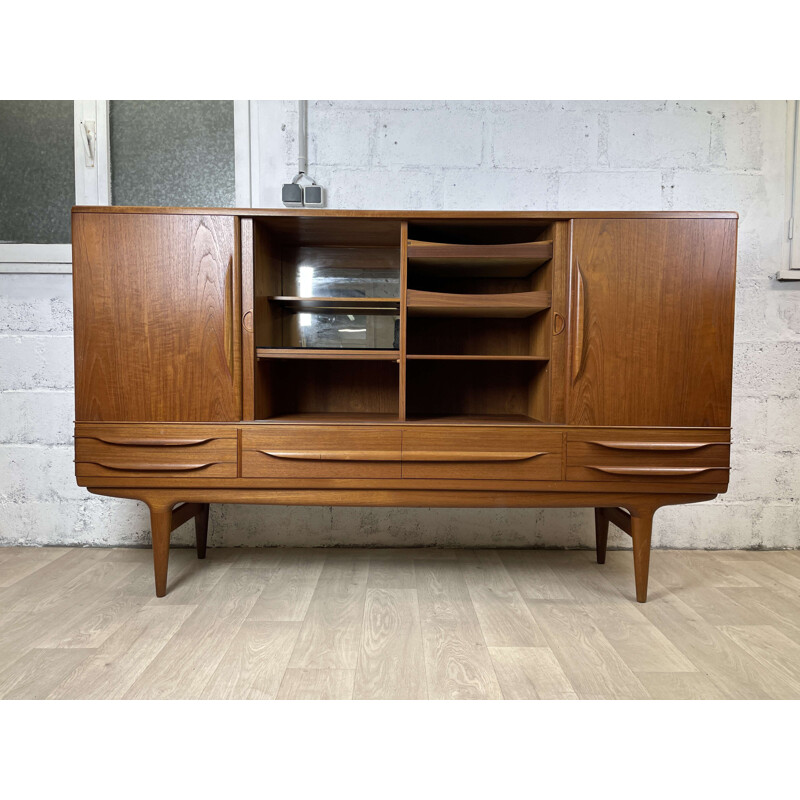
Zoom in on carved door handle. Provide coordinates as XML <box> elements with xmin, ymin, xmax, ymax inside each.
<box><xmin>572</xmin><ymin>259</ymin><xmax>587</xmax><ymax>382</ymax></box>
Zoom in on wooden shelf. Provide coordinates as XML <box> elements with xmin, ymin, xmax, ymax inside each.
<box><xmin>405</xmin><ymin>413</ymin><xmax>543</xmax><ymax>425</ymax></box>
<box><xmin>258</xmin><ymin>412</ymin><xmax>401</xmax><ymax>424</ymax></box>
<box><xmin>407</xmin><ymin>354</ymin><xmax>549</xmax><ymax>362</ymax></box>
<box><xmin>269</xmin><ymin>296</ymin><xmax>400</xmax><ymax>314</ymax></box>
<box><xmin>407</xmin><ymin>240</ymin><xmax>552</xmax><ymax>277</ymax></box>
<box><xmin>257</xmin><ymin>348</ymin><xmax>399</xmax><ymax>361</ymax></box>
<box><xmin>407</xmin><ymin>289</ymin><xmax>551</xmax><ymax>318</ymax></box>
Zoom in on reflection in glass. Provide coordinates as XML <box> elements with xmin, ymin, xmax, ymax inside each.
<box><xmin>283</xmin><ymin>266</ymin><xmax>400</xmax><ymax>299</ymax></box>
<box><xmin>284</xmin><ymin>313</ymin><xmax>399</xmax><ymax>349</ymax></box>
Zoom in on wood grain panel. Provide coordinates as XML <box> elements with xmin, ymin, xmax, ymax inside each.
<box><xmin>73</xmin><ymin>212</ymin><xmax>241</xmax><ymax>421</ymax></box>
<box><xmin>568</xmin><ymin>218</ymin><xmax>737</xmax><ymax>427</ymax></box>
<box><xmin>402</xmin><ymin>427</ymin><xmax>562</xmax><ymax>480</ymax></box>
<box><xmin>242</xmin><ymin>425</ymin><xmax>402</xmax><ymax>478</ymax></box>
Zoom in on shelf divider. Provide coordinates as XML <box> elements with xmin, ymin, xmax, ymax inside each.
<box><xmin>407</xmin><ymin>354</ymin><xmax>549</xmax><ymax>361</ymax></box>
<box><xmin>405</xmin><ymin>413</ymin><xmax>543</xmax><ymax>425</ymax></box>
<box><xmin>407</xmin><ymin>240</ymin><xmax>552</xmax><ymax>277</ymax></box>
<box><xmin>256</xmin><ymin>348</ymin><xmax>400</xmax><ymax>361</ymax></box>
<box><xmin>407</xmin><ymin>289</ymin><xmax>551</xmax><ymax>318</ymax></box>
<box><xmin>269</xmin><ymin>296</ymin><xmax>400</xmax><ymax>315</ymax></box>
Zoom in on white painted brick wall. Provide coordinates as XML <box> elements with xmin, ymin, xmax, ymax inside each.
<box><xmin>2</xmin><ymin>100</ymin><xmax>799</xmax><ymax>549</ymax></box>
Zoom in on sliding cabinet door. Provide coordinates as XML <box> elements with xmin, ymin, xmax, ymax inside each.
<box><xmin>568</xmin><ymin>218</ymin><xmax>736</xmax><ymax>427</ymax></box>
<box><xmin>73</xmin><ymin>212</ymin><xmax>241</xmax><ymax>421</ymax></box>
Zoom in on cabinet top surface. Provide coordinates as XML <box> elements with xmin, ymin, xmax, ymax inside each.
<box><xmin>72</xmin><ymin>206</ymin><xmax>739</xmax><ymax>220</ymax></box>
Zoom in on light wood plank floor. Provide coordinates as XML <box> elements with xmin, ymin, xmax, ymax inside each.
<box><xmin>1</xmin><ymin>547</ymin><xmax>799</xmax><ymax>700</ymax></box>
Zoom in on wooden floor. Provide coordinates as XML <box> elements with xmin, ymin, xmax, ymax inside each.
<box><xmin>0</xmin><ymin>546</ymin><xmax>799</xmax><ymax>700</ymax></box>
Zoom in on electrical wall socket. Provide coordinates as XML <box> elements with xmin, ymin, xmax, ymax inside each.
<box><xmin>282</xmin><ymin>182</ymin><xmax>326</xmax><ymax>207</ymax></box>
<box><xmin>303</xmin><ymin>185</ymin><xmax>325</xmax><ymax>207</ymax></box>
<box><xmin>281</xmin><ymin>183</ymin><xmax>304</xmax><ymax>207</ymax></box>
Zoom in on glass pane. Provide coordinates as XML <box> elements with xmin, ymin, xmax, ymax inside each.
<box><xmin>0</xmin><ymin>101</ymin><xmax>75</xmax><ymax>244</ymax></box>
<box><xmin>284</xmin><ymin>266</ymin><xmax>400</xmax><ymax>298</ymax></box>
<box><xmin>110</xmin><ymin>100</ymin><xmax>234</xmax><ymax>207</ymax></box>
<box><xmin>284</xmin><ymin>312</ymin><xmax>400</xmax><ymax>349</ymax></box>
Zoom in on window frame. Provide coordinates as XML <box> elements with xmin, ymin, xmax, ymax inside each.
<box><xmin>779</xmin><ymin>99</ymin><xmax>800</xmax><ymax>280</ymax></box>
<box><xmin>0</xmin><ymin>99</ymin><xmax>249</xmax><ymax>274</ymax></box>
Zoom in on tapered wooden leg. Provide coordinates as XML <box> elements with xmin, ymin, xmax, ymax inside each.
<box><xmin>195</xmin><ymin>503</ymin><xmax>210</xmax><ymax>559</ymax></box>
<box><xmin>149</xmin><ymin>504</ymin><xmax>172</xmax><ymax>598</ymax></box>
<box><xmin>630</xmin><ymin>508</ymin><xmax>655</xmax><ymax>603</ymax></box>
<box><xmin>594</xmin><ymin>508</ymin><xmax>609</xmax><ymax>564</ymax></box>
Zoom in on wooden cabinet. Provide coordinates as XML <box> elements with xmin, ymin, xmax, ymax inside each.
<box><xmin>569</xmin><ymin>219</ymin><xmax>737</xmax><ymax>427</ymax></box>
<box><xmin>72</xmin><ymin>208</ymin><xmax>738</xmax><ymax>602</ymax></box>
<box><xmin>73</xmin><ymin>213</ymin><xmax>241</xmax><ymax>422</ymax></box>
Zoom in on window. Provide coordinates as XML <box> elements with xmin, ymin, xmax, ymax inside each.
<box><xmin>780</xmin><ymin>99</ymin><xmax>800</xmax><ymax>280</ymax></box>
<box><xmin>0</xmin><ymin>101</ymin><xmax>75</xmax><ymax>268</ymax></box>
<box><xmin>0</xmin><ymin>100</ymin><xmax>250</xmax><ymax>273</ymax></box>
<box><xmin>109</xmin><ymin>101</ymin><xmax>235</xmax><ymax>207</ymax></box>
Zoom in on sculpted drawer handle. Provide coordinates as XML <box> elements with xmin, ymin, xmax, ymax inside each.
<box><xmin>587</xmin><ymin>441</ymin><xmax>725</xmax><ymax>452</ymax></box>
<box><xmin>403</xmin><ymin>451</ymin><xmax>548</xmax><ymax>462</ymax></box>
<box><xmin>86</xmin><ymin>436</ymin><xmax>217</xmax><ymax>447</ymax></box>
<box><xmin>83</xmin><ymin>461</ymin><xmax>221</xmax><ymax>472</ymax></box>
<box><xmin>258</xmin><ymin>450</ymin><xmax>400</xmax><ymax>462</ymax></box>
<box><xmin>587</xmin><ymin>465</ymin><xmax>727</xmax><ymax>477</ymax></box>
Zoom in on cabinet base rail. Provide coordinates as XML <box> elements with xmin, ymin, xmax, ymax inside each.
<box><xmin>89</xmin><ymin>488</ymin><xmax>716</xmax><ymax>602</ymax></box>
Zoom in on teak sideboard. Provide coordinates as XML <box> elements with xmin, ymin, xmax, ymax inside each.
<box><xmin>71</xmin><ymin>208</ymin><xmax>738</xmax><ymax>602</ymax></box>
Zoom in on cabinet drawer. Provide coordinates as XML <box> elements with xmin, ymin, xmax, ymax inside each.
<box><xmin>566</xmin><ymin>430</ymin><xmax>730</xmax><ymax>483</ymax></box>
<box><xmin>242</xmin><ymin>426</ymin><xmax>402</xmax><ymax>478</ymax></box>
<box><xmin>401</xmin><ymin>427</ymin><xmax>563</xmax><ymax>480</ymax></box>
<box><xmin>75</xmin><ymin>424</ymin><xmax>237</xmax><ymax>478</ymax></box>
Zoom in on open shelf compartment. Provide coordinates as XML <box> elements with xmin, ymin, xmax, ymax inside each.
<box><xmin>404</xmin><ymin>220</ymin><xmax>556</xmax><ymax>363</ymax></box>
<box><xmin>406</xmin><ymin>359</ymin><xmax>550</xmax><ymax>424</ymax></box>
<box><xmin>246</xmin><ymin>216</ymin><xmax>565</xmax><ymax>425</ymax></box>
<box><xmin>255</xmin><ymin>358</ymin><xmax>400</xmax><ymax>421</ymax></box>
<box><xmin>406</xmin><ymin>315</ymin><xmax>550</xmax><ymax>358</ymax></box>
<box><xmin>253</xmin><ymin>217</ymin><xmax>402</xmax><ymax>352</ymax></box>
